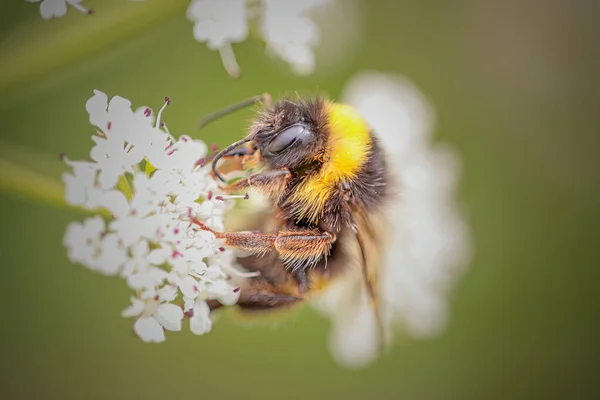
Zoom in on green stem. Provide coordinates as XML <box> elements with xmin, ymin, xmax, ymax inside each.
<box><xmin>0</xmin><ymin>158</ymin><xmax>66</xmax><ymax>208</ymax></box>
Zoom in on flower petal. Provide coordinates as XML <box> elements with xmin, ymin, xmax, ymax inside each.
<box><xmin>94</xmin><ymin>233</ymin><xmax>127</xmax><ymax>275</ymax></box>
<box><xmin>127</xmin><ymin>267</ymin><xmax>167</xmax><ymax>290</ymax></box>
<box><xmin>40</xmin><ymin>0</ymin><xmax>67</xmax><ymax>19</ymax></box>
<box><xmin>134</xmin><ymin>316</ymin><xmax>166</xmax><ymax>343</ymax></box>
<box><xmin>170</xmin><ymin>274</ymin><xmax>199</xmax><ymax>299</ymax></box>
<box><xmin>86</xmin><ymin>90</ymin><xmax>109</xmax><ymax>130</ymax></box>
<box><xmin>328</xmin><ymin>299</ymin><xmax>380</xmax><ymax>369</ymax></box>
<box><xmin>158</xmin><ymin>284</ymin><xmax>178</xmax><ymax>302</ymax></box>
<box><xmin>155</xmin><ymin>303</ymin><xmax>183</xmax><ymax>332</ymax></box>
<box><xmin>190</xmin><ymin>301</ymin><xmax>212</xmax><ymax>335</ymax></box>
<box><xmin>86</xmin><ymin>189</ymin><xmax>129</xmax><ymax>218</ymax></box>
<box><xmin>121</xmin><ymin>298</ymin><xmax>143</xmax><ymax>317</ymax></box>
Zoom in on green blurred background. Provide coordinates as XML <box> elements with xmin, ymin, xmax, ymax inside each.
<box><xmin>1</xmin><ymin>0</ymin><xmax>598</xmax><ymax>398</ymax></box>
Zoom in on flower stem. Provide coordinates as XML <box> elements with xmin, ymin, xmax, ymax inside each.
<box><xmin>0</xmin><ymin>157</ymin><xmax>114</xmax><ymax>218</ymax></box>
<box><xmin>0</xmin><ymin>158</ymin><xmax>66</xmax><ymax>208</ymax></box>
<box><xmin>218</xmin><ymin>44</ymin><xmax>242</xmax><ymax>79</ymax></box>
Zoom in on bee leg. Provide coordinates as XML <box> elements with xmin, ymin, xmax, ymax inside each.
<box><xmin>191</xmin><ymin>219</ymin><xmax>335</xmax><ymax>279</ymax></box>
<box><xmin>206</xmin><ymin>292</ymin><xmax>302</xmax><ymax>311</ymax></box>
<box><xmin>207</xmin><ymin>261</ymin><xmax>303</xmax><ymax>311</ymax></box>
<box><xmin>240</xmin><ymin>291</ymin><xmax>302</xmax><ymax>310</ymax></box>
<box><xmin>222</xmin><ymin>168</ymin><xmax>291</xmax><ymax>199</ymax></box>
<box><xmin>292</xmin><ymin>268</ymin><xmax>309</xmax><ymax>294</ymax></box>
<box><xmin>274</xmin><ymin>230</ymin><xmax>336</xmax><ymax>270</ymax></box>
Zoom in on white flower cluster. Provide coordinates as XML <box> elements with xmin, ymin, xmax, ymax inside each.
<box><xmin>27</xmin><ymin>0</ymin><xmax>335</xmax><ymax>77</ymax></box>
<box><xmin>187</xmin><ymin>0</ymin><xmax>331</xmax><ymax>77</ymax></box>
<box><xmin>313</xmin><ymin>72</ymin><xmax>472</xmax><ymax>368</ymax></box>
<box><xmin>62</xmin><ymin>90</ymin><xmax>244</xmax><ymax>343</ymax></box>
<box><xmin>26</xmin><ymin>0</ymin><xmax>92</xmax><ymax>19</ymax></box>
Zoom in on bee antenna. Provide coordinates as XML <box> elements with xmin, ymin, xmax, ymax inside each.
<box><xmin>199</xmin><ymin>93</ymin><xmax>273</xmax><ymax>129</ymax></box>
<box><xmin>211</xmin><ymin>134</ymin><xmax>256</xmax><ymax>182</ymax></box>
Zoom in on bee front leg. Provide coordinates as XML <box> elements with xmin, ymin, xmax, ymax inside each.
<box><xmin>222</xmin><ymin>168</ymin><xmax>291</xmax><ymax>200</ymax></box>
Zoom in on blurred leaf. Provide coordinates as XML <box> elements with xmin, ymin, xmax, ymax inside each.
<box><xmin>0</xmin><ymin>157</ymin><xmax>64</xmax><ymax>208</ymax></box>
<box><xmin>0</xmin><ymin>0</ymin><xmax>188</xmax><ymax>91</ymax></box>
<box><xmin>117</xmin><ymin>174</ymin><xmax>132</xmax><ymax>201</ymax></box>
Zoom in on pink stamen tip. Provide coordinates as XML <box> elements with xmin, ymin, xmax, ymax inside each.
<box><xmin>218</xmin><ymin>247</ymin><xmax>225</xmax><ymax>252</ymax></box>
<box><xmin>233</xmin><ymin>287</ymin><xmax>240</xmax><ymax>293</ymax></box>
<box><xmin>160</xmin><ymin>122</ymin><xmax>165</xmax><ymax>127</ymax></box>
<box><xmin>193</xmin><ymin>285</ymin><xmax>198</xmax><ymax>293</ymax></box>
<box><xmin>164</xmin><ymin>97</ymin><xmax>171</xmax><ymax>105</ymax></box>
<box><xmin>129</xmin><ymin>210</ymin><xmax>137</xmax><ymax>216</ymax></box>
<box><xmin>207</xmin><ymin>191</ymin><xmax>213</xmax><ymax>200</ymax></box>
<box><xmin>226</xmin><ymin>275</ymin><xmax>232</xmax><ymax>280</ymax></box>
<box><xmin>165</xmin><ymin>144</ymin><xmax>172</xmax><ymax>151</ymax></box>
<box><xmin>154</xmin><ymin>295</ymin><xmax>159</xmax><ymax>301</ymax></box>
<box><xmin>196</xmin><ymin>158</ymin><xmax>207</xmax><ymax>167</ymax></box>
<box><xmin>144</xmin><ymin>108</ymin><xmax>152</xmax><ymax>117</ymax></box>
<box><xmin>174</xmin><ymin>228</ymin><xmax>180</xmax><ymax>235</ymax></box>
<box><xmin>244</xmin><ymin>193</ymin><xmax>249</xmax><ymax>200</ymax></box>
<box><xmin>187</xmin><ymin>208</ymin><xmax>193</xmax><ymax>218</ymax></box>
<box><xmin>167</xmin><ymin>150</ymin><xmax>175</xmax><ymax>156</ymax></box>
<box><xmin>215</xmin><ymin>196</ymin><xmax>224</xmax><ymax>201</ymax></box>
<box><xmin>182</xmin><ymin>137</ymin><xmax>189</xmax><ymax>142</ymax></box>
<box><xmin>171</xmin><ymin>250</ymin><xmax>183</xmax><ymax>258</ymax></box>
<box><xmin>87</xmin><ymin>9</ymin><xmax>94</xmax><ymax>15</ymax></box>
<box><xmin>107</xmin><ymin>121</ymin><xmax>112</xmax><ymax>130</ymax></box>
<box><xmin>186</xmin><ymin>309</ymin><xmax>194</xmax><ymax>317</ymax></box>
<box><xmin>210</xmin><ymin>144</ymin><xmax>219</xmax><ymax>153</ymax></box>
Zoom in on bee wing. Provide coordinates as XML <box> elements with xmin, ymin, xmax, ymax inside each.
<box><xmin>311</xmin><ymin>206</ymin><xmax>392</xmax><ymax>368</ymax></box>
<box><xmin>353</xmin><ymin>205</ymin><xmax>387</xmax><ymax>337</ymax></box>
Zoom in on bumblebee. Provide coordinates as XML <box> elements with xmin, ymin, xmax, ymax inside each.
<box><xmin>195</xmin><ymin>94</ymin><xmax>392</xmax><ymax>328</ymax></box>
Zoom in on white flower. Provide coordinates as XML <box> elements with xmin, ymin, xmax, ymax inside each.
<box><xmin>122</xmin><ymin>241</ymin><xmax>168</xmax><ymax>290</ymax></box>
<box><xmin>26</xmin><ymin>0</ymin><xmax>92</xmax><ymax>20</ymax></box>
<box><xmin>85</xmin><ymin>188</ymin><xmax>129</xmax><ymax>218</ymax></box>
<box><xmin>312</xmin><ymin>72</ymin><xmax>471</xmax><ymax>368</ymax></box>
<box><xmin>63</xmin><ymin>216</ymin><xmax>127</xmax><ymax>276</ymax></box>
<box><xmin>186</xmin><ymin>0</ymin><xmax>248</xmax><ymax>50</ymax></box>
<box><xmin>186</xmin><ymin>0</ymin><xmax>331</xmax><ymax>77</ymax></box>
<box><xmin>63</xmin><ymin>216</ymin><xmax>105</xmax><ymax>264</ymax></box>
<box><xmin>260</xmin><ymin>0</ymin><xmax>330</xmax><ymax>75</ymax></box>
<box><xmin>63</xmin><ymin>90</ymin><xmax>245</xmax><ymax>342</ymax></box>
<box><xmin>90</xmin><ymin>135</ymin><xmax>143</xmax><ymax>190</ymax></box>
<box><xmin>122</xmin><ymin>296</ymin><xmax>184</xmax><ymax>343</ymax></box>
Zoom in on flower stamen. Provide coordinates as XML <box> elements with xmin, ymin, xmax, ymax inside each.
<box><xmin>155</xmin><ymin>97</ymin><xmax>171</xmax><ymax>129</ymax></box>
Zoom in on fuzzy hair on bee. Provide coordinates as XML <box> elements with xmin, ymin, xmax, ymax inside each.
<box><xmin>195</xmin><ymin>94</ymin><xmax>394</xmax><ymax>338</ymax></box>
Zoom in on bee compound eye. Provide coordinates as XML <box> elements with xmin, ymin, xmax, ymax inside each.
<box><xmin>267</xmin><ymin>124</ymin><xmax>308</xmax><ymax>154</ymax></box>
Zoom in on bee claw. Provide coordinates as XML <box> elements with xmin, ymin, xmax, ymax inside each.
<box><xmin>293</xmin><ymin>268</ymin><xmax>309</xmax><ymax>294</ymax></box>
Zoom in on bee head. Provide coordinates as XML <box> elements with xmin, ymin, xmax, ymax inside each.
<box><xmin>251</xmin><ymin>98</ymin><xmax>329</xmax><ymax>170</ymax></box>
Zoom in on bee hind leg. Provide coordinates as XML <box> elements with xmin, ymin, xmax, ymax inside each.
<box><xmin>207</xmin><ymin>269</ymin><xmax>303</xmax><ymax>312</ymax></box>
